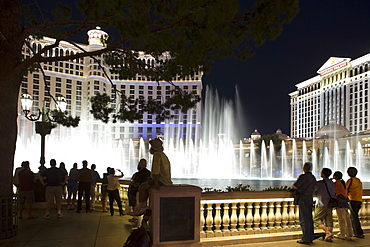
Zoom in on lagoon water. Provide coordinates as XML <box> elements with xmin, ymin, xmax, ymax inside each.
<box><xmin>171</xmin><ymin>178</ymin><xmax>370</xmax><ymax>191</ymax></box>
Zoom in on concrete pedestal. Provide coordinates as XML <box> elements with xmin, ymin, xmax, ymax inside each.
<box><xmin>149</xmin><ymin>184</ymin><xmax>202</xmax><ymax>247</ymax></box>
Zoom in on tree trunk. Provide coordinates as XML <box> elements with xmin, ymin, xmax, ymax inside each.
<box><xmin>0</xmin><ymin>0</ymin><xmax>25</xmax><ymax>238</ymax></box>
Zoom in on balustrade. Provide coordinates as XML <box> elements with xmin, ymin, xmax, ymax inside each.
<box><xmin>200</xmin><ymin>195</ymin><xmax>370</xmax><ymax>238</ymax></box>
<box><xmin>91</xmin><ymin>184</ymin><xmax>370</xmax><ymax>240</ymax></box>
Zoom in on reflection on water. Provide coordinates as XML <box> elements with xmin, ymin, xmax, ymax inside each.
<box><xmin>171</xmin><ymin>178</ymin><xmax>370</xmax><ymax>191</ymax></box>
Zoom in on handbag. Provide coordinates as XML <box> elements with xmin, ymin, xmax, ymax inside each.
<box><xmin>323</xmin><ymin>180</ymin><xmax>338</xmax><ymax>208</ymax></box>
<box><xmin>293</xmin><ymin>190</ymin><xmax>301</xmax><ymax>205</ymax></box>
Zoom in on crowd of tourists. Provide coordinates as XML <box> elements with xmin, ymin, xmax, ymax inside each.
<box><xmin>13</xmin><ymin>137</ymin><xmax>172</xmax><ymax>221</ymax></box>
<box><xmin>293</xmin><ymin>162</ymin><xmax>365</xmax><ymax>245</ymax></box>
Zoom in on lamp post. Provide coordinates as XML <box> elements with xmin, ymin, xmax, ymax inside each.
<box><xmin>20</xmin><ymin>93</ymin><xmax>67</xmax><ymax>170</ymax></box>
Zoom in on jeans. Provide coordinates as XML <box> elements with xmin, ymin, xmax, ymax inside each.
<box><xmin>108</xmin><ymin>189</ymin><xmax>123</xmax><ymax>215</ymax></box>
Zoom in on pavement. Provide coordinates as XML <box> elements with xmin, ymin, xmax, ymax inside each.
<box><xmin>0</xmin><ymin>204</ymin><xmax>368</xmax><ymax>247</ymax></box>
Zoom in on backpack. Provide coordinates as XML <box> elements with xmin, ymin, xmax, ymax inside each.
<box><xmin>123</xmin><ymin>227</ymin><xmax>151</xmax><ymax>247</ymax></box>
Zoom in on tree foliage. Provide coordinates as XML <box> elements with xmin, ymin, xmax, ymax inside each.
<box><xmin>17</xmin><ymin>0</ymin><xmax>299</xmax><ymax>123</ymax></box>
<box><xmin>0</xmin><ymin>0</ymin><xmax>299</xmax><ymax>199</ymax></box>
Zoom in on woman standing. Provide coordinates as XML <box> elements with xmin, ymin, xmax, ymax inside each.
<box><xmin>333</xmin><ymin>171</ymin><xmax>353</xmax><ymax>240</ymax></box>
<box><xmin>107</xmin><ymin>168</ymin><xmax>124</xmax><ymax>216</ymax></box>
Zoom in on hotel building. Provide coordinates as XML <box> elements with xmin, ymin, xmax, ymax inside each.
<box><xmin>289</xmin><ymin>53</ymin><xmax>370</xmax><ymax>138</ymax></box>
<box><xmin>18</xmin><ymin>27</ymin><xmax>203</xmax><ymax>144</ymax></box>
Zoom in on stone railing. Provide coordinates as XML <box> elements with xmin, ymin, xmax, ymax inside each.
<box><xmin>199</xmin><ymin>191</ymin><xmax>370</xmax><ymax>238</ymax></box>
<box><xmin>92</xmin><ymin>184</ymin><xmax>370</xmax><ymax>239</ymax></box>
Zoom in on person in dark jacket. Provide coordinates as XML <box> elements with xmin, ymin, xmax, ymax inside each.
<box><xmin>128</xmin><ymin>159</ymin><xmax>151</xmax><ymax>222</ymax></box>
<box><xmin>292</xmin><ymin>162</ymin><xmax>317</xmax><ymax>245</ymax></box>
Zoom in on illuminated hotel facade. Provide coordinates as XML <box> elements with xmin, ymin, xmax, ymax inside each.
<box><xmin>289</xmin><ymin>53</ymin><xmax>370</xmax><ymax>138</ymax></box>
<box><xmin>18</xmin><ymin>27</ymin><xmax>202</xmax><ymax>144</ymax></box>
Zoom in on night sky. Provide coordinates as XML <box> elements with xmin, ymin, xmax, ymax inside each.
<box><xmin>203</xmin><ymin>0</ymin><xmax>370</xmax><ymax>138</ymax></box>
<box><xmin>34</xmin><ymin>0</ymin><xmax>370</xmax><ymax>139</ymax></box>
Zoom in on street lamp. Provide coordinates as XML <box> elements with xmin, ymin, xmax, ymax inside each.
<box><xmin>20</xmin><ymin>93</ymin><xmax>68</xmax><ymax>170</ymax></box>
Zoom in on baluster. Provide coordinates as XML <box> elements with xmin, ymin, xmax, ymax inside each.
<box><xmin>253</xmin><ymin>202</ymin><xmax>261</xmax><ymax>233</ymax></box>
<box><xmin>222</xmin><ymin>203</ymin><xmax>231</xmax><ymax>236</ymax></box>
<box><xmin>230</xmin><ymin>202</ymin><xmax>239</xmax><ymax>235</ymax></box>
<box><xmin>281</xmin><ymin>201</ymin><xmax>289</xmax><ymax>231</ymax></box>
<box><xmin>359</xmin><ymin>199</ymin><xmax>366</xmax><ymax>226</ymax></box>
<box><xmin>205</xmin><ymin>203</ymin><xmax>214</xmax><ymax>237</ymax></box>
<box><xmin>238</xmin><ymin>202</ymin><xmax>246</xmax><ymax>235</ymax></box>
<box><xmin>246</xmin><ymin>202</ymin><xmax>254</xmax><ymax>234</ymax></box>
<box><xmin>213</xmin><ymin>202</ymin><xmax>222</xmax><ymax>237</ymax></box>
<box><xmin>200</xmin><ymin>202</ymin><xmax>206</xmax><ymax>238</ymax></box>
<box><xmin>275</xmin><ymin>200</ymin><xmax>283</xmax><ymax>232</ymax></box>
<box><xmin>332</xmin><ymin>207</ymin><xmax>338</xmax><ymax>228</ymax></box>
<box><xmin>288</xmin><ymin>201</ymin><xmax>296</xmax><ymax>230</ymax></box>
<box><xmin>366</xmin><ymin>198</ymin><xmax>370</xmax><ymax>226</ymax></box>
<box><xmin>260</xmin><ymin>202</ymin><xmax>268</xmax><ymax>233</ymax></box>
<box><xmin>268</xmin><ymin>201</ymin><xmax>276</xmax><ymax>232</ymax></box>
<box><xmin>294</xmin><ymin>204</ymin><xmax>300</xmax><ymax>230</ymax></box>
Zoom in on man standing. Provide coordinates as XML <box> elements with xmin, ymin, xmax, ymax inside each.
<box><xmin>17</xmin><ymin>161</ymin><xmax>37</xmax><ymax>219</ymax></box>
<box><xmin>39</xmin><ymin>159</ymin><xmax>68</xmax><ymax>219</ymax></box>
<box><xmin>292</xmin><ymin>162</ymin><xmax>317</xmax><ymax>245</ymax></box>
<box><xmin>90</xmin><ymin>164</ymin><xmax>100</xmax><ymax>210</ymax></box>
<box><xmin>77</xmin><ymin>160</ymin><xmax>92</xmax><ymax>213</ymax></box>
<box><xmin>346</xmin><ymin>167</ymin><xmax>364</xmax><ymax>238</ymax></box>
<box><xmin>130</xmin><ymin>138</ymin><xmax>172</xmax><ymax>216</ymax></box>
<box><xmin>314</xmin><ymin>168</ymin><xmax>335</xmax><ymax>242</ymax></box>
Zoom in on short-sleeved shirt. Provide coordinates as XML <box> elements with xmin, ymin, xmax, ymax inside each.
<box><xmin>78</xmin><ymin>167</ymin><xmax>92</xmax><ymax>183</ymax></box>
<box><xmin>41</xmin><ymin>167</ymin><xmax>67</xmax><ymax>186</ymax></box>
<box><xmin>18</xmin><ymin>169</ymin><xmax>35</xmax><ymax>191</ymax></box>
<box><xmin>293</xmin><ymin>172</ymin><xmax>316</xmax><ymax>196</ymax></box>
<box><xmin>316</xmin><ymin>178</ymin><xmax>335</xmax><ymax>207</ymax></box>
<box><xmin>151</xmin><ymin>151</ymin><xmax>172</xmax><ymax>186</ymax></box>
<box><xmin>346</xmin><ymin>177</ymin><xmax>363</xmax><ymax>202</ymax></box>
<box><xmin>107</xmin><ymin>175</ymin><xmax>122</xmax><ymax>190</ymax></box>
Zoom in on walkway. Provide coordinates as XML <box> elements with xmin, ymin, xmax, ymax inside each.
<box><xmin>0</xmin><ymin>206</ymin><xmax>368</xmax><ymax>247</ymax></box>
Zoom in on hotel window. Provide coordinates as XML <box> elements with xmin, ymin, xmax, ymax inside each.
<box><xmin>148</xmin><ymin>86</ymin><xmax>153</xmax><ymax>90</ymax></box>
<box><xmin>21</xmin><ymin>83</ymin><xmax>27</xmax><ymax>88</ymax></box>
<box><xmin>33</xmin><ymin>85</ymin><xmax>39</xmax><ymax>89</ymax></box>
<box><xmin>56</xmin><ymin>77</ymin><xmax>61</xmax><ymax>82</ymax></box>
<box><xmin>33</xmin><ymin>74</ymin><xmax>39</xmax><ymax>78</ymax></box>
<box><xmin>130</xmin><ymin>85</ymin><xmax>135</xmax><ymax>89</ymax></box>
<box><xmin>56</xmin><ymin>83</ymin><xmax>61</xmax><ymax>87</ymax></box>
<box><xmin>67</xmin><ymin>90</ymin><xmax>72</xmax><ymax>94</ymax></box>
<box><xmin>33</xmin><ymin>90</ymin><xmax>39</xmax><ymax>95</ymax></box>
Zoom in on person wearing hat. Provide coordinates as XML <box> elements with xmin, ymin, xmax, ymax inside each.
<box><xmin>130</xmin><ymin>138</ymin><xmax>172</xmax><ymax>216</ymax></box>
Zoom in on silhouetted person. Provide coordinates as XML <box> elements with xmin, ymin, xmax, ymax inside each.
<box><xmin>101</xmin><ymin>167</ymin><xmax>111</xmax><ymax>212</ymax></box>
<box><xmin>67</xmin><ymin>163</ymin><xmax>78</xmax><ymax>210</ymax></box>
<box><xmin>90</xmin><ymin>164</ymin><xmax>100</xmax><ymax>210</ymax></box>
<box><xmin>333</xmin><ymin>171</ymin><xmax>352</xmax><ymax>240</ymax></box>
<box><xmin>76</xmin><ymin>160</ymin><xmax>92</xmax><ymax>213</ymax></box>
<box><xmin>128</xmin><ymin>159</ymin><xmax>151</xmax><ymax>222</ymax></box>
<box><xmin>314</xmin><ymin>168</ymin><xmax>335</xmax><ymax>242</ymax></box>
<box><xmin>130</xmin><ymin>138</ymin><xmax>172</xmax><ymax>216</ymax></box>
<box><xmin>17</xmin><ymin>161</ymin><xmax>37</xmax><ymax>219</ymax></box>
<box><xmin>107</xmin><ymin>168</ymin><xmax>124</xmax><ymax>216</ymax></box>
<box><xmin>346</xmin><ymin>167</ymin><xmax>364</xmax><ymax>238</ymax></box>
<box><xmin>39</xmin><ymin>159</ymin><xmax>68</xmax><ymax>218</ymax></box>
<box><xmin>59</xmin><ymin>162</ymin><xmax>68</xmax><ymax>199</ymax></box>
<box><xmin>292</xmin><ymin>162</ymin><xmax>317</xmax><ymax>245</ymax></box>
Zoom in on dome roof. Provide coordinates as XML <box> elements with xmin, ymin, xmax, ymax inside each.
<box><xmin>315</xmin><ymin>121</ymin><xmax>350</xmax><ymax>138</ymax></box>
